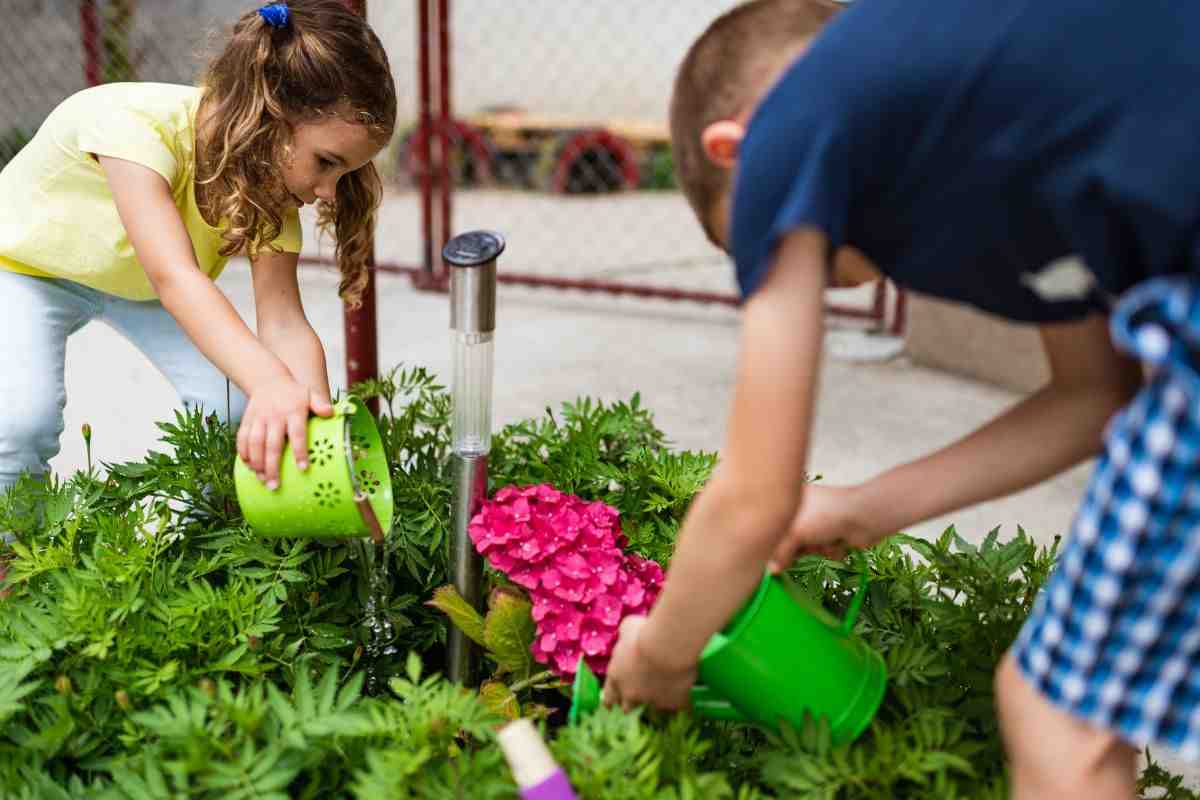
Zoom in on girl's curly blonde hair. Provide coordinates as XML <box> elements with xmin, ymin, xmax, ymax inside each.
<box><xmin>195</xmin><ymin>0</ymin><xmax>396</xmax><ymax>307</ymax></box>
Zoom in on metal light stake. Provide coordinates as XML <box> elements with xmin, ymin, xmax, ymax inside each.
<box><xmin>444</xmin><ymin>230</ymin><xmax>504</xmax><ymax>685</ymax></box>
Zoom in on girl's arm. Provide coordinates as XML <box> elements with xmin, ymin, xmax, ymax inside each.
<box><xmin>99</xmin><ymin>155</ymin><xmax>323</xmax><ymax>486</ymax></box>
<box><xmin>623</xmin><ymin>228</ymin><xmax>830</xmax><ymax>682</ymax></box>
<box><xmin>248</xmin><ymin>248</ymin><xmax>333</xmax><ymax>411</ymax></box>
<box><xmin>768</xmin><ymin>311</ymin><xmax>1144</xmax><ymax>569</ymax></box>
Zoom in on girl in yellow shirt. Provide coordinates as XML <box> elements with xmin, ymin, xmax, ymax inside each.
<box><xmin>0</xmin><ymin>0</ymin><xmax>395</xmax><ymax>505</ymax></box>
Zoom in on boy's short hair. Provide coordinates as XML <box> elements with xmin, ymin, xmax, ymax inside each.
<box><xmin>670</xmin><ymin>0</ymin><xmax>843</xmax><ymax>244</ymax></box>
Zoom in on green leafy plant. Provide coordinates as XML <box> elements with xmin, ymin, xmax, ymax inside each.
<box><xmin>0</xmin><ymin>364</ymin><xmax>1192</xmax><ymax>797</ymax></box>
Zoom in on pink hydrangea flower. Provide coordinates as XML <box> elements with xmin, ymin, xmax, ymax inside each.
<box><xmin>468</xmin><ymin>483</ymin><xmax>665</xmax><ymax>678</ymax></box>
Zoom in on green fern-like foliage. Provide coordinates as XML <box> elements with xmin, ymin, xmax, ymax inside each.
<box><xmin>0</xmin><ymin>363</ymin><xmax>1192</xmax><ymax>797</ymax></box>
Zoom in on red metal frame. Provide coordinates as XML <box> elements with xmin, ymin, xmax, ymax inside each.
<box><xmin>437</xmin><ymin>0</ymin><xmax>452</xmax><ymax>267</ymax></box>
<box><xmin>81</xmin><ymin>0</ymin><xmax>101</xmax><ymax>87</ymax></box>
<box><xmin>406</xmin><ymin>0</ymin><xmax>905</xmax><ymax>334</ymax></box>
<box><xmin>338</xmin><ymin>0</ymin><xmax>381</xmax><ymax>410</ymax></box>
<box><xmin>331</xmin><ymin>0</ymin><xmax>905</xmax><ymax>382</ymax></box>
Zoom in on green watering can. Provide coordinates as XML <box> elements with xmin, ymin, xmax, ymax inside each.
<box><xmin>234</xmin><ymin>398</ymin><xmax>393</xmax><ymax>542</ymax></box>
<box><xmin>570</xmin><ymin>571</ymin><xmax>887</xmax><ymax>745</ymax></box>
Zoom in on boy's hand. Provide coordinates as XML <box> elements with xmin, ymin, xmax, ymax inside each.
<box><xmin>603</xmin><ymin>616</ymin><xmax>698</xmax><ymax>713</ymax></box>
<box><xmin>767</xmin><ymin>485</ymin><xmax>881</xmax><ymax>572</ymax></box>
<box><xmin>237</xmin><ymin>376</ymin><xmax>335</xmax><ymax>489</ymax></box>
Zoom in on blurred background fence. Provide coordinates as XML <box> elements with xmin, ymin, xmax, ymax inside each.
<box><xmin>2</xmin><ymin>0</ymin><xmax>904</xmax><ymax>341</ymax></box>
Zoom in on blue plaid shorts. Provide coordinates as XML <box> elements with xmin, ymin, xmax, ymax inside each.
<box><xmin>1015</xmin><ymin>275</ymin><xmax>1200</xmax><ymax>759</ymax></box>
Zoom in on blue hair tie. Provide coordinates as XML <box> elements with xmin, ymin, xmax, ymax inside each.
<box><xmin>258</xmin><ymin>2</ymin><xmax>290</xmax><ymax>29</ymax></box>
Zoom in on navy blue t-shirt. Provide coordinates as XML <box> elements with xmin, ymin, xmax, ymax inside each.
<box><xmin>732</xmin><ymin>0</ymin><xmax>1200</xmax><ymax>322</ymax></box>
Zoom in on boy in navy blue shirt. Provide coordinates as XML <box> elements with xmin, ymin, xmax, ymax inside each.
<box><xmin>604</xmin><ymin>0</ymin><xmax>1200</xmax><ymax>795</ymax></box>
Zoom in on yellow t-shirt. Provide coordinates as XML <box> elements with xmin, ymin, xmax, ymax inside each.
<box><xmin>0</xmin><ymin>82</ymin><xmax>302</xmax><ymax>301</ymax></box>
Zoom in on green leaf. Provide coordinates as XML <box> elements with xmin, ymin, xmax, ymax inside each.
<box><xmin>482</xmin><ymin>589</ymin><xmax>536</xmax><ymax>680</ymax></box>
<box><xmin>426</xmin><ymin>585</ymin><xmax>485</xmax><ymax>646</ymax></box>
<box><xmin>478</xmin><ymin>680</ymin><xmax>520</xmax><ymax>720</ymax></box>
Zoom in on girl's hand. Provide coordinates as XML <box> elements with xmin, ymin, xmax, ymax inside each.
<box><xmin>602</xmin><ymin>616</ymin><xmax>698</xmax><ymax>713</ymax></box>
<box><xmin>237</xmin><ymin>376</ymin><xmax>335</xmax><ymax>489</ymax></box>
<box><xmin>767</xmin><ymin>485</ymin><xmax>882</xmax><ymax>572</ymax></box>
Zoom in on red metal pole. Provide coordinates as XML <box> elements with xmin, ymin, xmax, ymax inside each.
<box><xmin>81</xmin><ymin>0</ymin><xmax>101</xmax><ymax>86</ymax></box>
<box><xmin>437</xmin><ymin>0</ymin><xmax>452</xmax><ymax>268</ymax></box>
<box><xmin>891</xmin><ymin>288</ymin><xmax>908</xmax><ymax>336</ymax></box>
<box><xmin>416</xmin><ymin>0</ymin><xmax>436</xmax><ymax>288</ymax></box>
<box><xmin>870</xmin><ymin>279</ymin><xmax>886</xmax><ymax>332</ymax></box>
<box><xmin>340</xmin><ymin>0</ymin><xmax>379</xmax><ymax>409</ymax></box>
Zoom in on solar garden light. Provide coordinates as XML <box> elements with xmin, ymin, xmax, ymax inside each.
<box><xmin>444</xmin><ymin>230</ymin><xmax>504</xmax><ymax>684</ymax></box>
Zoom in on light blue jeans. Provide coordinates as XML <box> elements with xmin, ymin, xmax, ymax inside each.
<box><xmin>0</xmin><ymin>269</ymin><xmax>245</xmax><ymax>502</ymax></box>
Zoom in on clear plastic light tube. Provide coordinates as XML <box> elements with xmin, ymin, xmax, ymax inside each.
<box><xmin>446</xmin><ymin>231</ymin><xmax>502</xmax><ymax>456</ymax></box>
<box><xmin>451</xmin><ymin>330</ymin><xmax>494</xmax><ymax>455</ymax></box>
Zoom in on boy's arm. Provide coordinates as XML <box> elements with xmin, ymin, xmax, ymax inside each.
<box><xmin>249</xmin><ymin>248</ymin><xmax>333</xmax><ymax>410</ymax></box>
<box><xmin>773</xmin><ymin>312</ymin><xmax>1143</xmax><ymax>567</ymax></box>
<box><xmin>631</xmin><ymin>228</ymin><xmax>829</xmax><ymax>673</ymax></box>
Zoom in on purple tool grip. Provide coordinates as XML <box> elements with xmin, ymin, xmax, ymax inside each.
<box><xmin>520</xmin><ymin>770</ymin><xmax>577</xmax><ymax>800</ymax></box>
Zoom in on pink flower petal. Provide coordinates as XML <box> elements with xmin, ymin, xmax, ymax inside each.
<box><xmin>593</xmin><ymin>594</ymin><xmax>623</xmax><ymax>626</ymax></box>
<box><xmin>622</xmin><ymin>578</ymin><xmax>646</xmax><ymax>608</ymax></box>
<box><xmin>586</xmin><ymin>501</ymin><xmax>614</xmax><ymax>526</ymax></box>
<box><xmin>554</xmin><ymin>645</ymin><xmax>582</xmax><ymax>676</ymax></box>
<box><xmin>494</xmin><ymin>486</ymin><xmax>521</xmax><ymax>503</ymax></box>
<box><xmin>540</xmin><ymin>568</ymin><xmax>562</xmax><ymax>590</ymax></box>
<box><xmin>552</xmin><ymin>578</ymin><xmax>585</xmax><ymax>603</ymax></box>
<box><xmin>531</xmin><ymin>594</ymin><xmax>565</xmax><ymax>621</ymax></box>
<box><xmin>510</xmin><ymin>569</ymin><xmax>540</xmax><ymax>590</ymax></box>
<box><xmin>487</xmin><ymin>551</ymin><xmax>516</xmax><ymax>572</ymax></box>
<box><xmin>516</xmin><ymin>536</ymin><xmax>543</xmax><ymax>560</ymax></box>
<box><xmin>554</xmin><ymin>610</ymin><xmax>585</xmax><ymax>642</ymax></box>
<box><xmin>535</xmin><ymin>484</ymin><xmax>563</xmax><ymax>503</ymax></box>
<box><xmin>578</xmin><ymin>578</ymin><xmax>604</xmax><ymax>605</ymax></box>
<box><xmin>557</xmin><ymin>552</ymin><xmax>590</xmax><ymax>580</ymax></box>
<box><xmin>511</xmin><ymin>496</ymin><xmax>531</xmax><ymax>522</ymax></box>
<box><xmin>580</xmin><ymin>626</ymin><xmax>616</xmax><ymax>657</ymax></box>
<box><xmin>539</xmin><ymin>631</ymin><xmax>558</xmax><ymax>653</ymax></box>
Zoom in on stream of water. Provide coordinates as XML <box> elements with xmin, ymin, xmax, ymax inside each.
<box><xmin>351</xmin><ymin>537</ymin><xmax>399</xmax><ymax>695</ymax></box>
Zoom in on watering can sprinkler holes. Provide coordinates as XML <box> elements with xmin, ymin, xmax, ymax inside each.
<box><xmin>234</xmin><ymin>398</ymin><xmax>393</xmax><ymax>541</ymax></box>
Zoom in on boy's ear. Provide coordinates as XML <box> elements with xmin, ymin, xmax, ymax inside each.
<box><xmin>701</xmin><ymin>120</ymin><xmax>744</xmax><ymax>169</ymax></box>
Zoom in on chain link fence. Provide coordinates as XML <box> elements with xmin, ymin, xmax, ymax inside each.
<box><xmin>365</xmin><ymin>2</ymin><xmax>739</xmax><ymax>302</ymax></box>
<box><xmin>1</xmin><ymin>1</ymin><xmax>901</xmax><ymax>328</ymax></box>
<box><xmin>369</xmin><ymin>1</ymin><xmax>902</xmax><ymax>326</ymax></box>
<box><xmin>3</xmin><ymin>1</ymin><xmax>220</xmax><ymax>160</ymax></box>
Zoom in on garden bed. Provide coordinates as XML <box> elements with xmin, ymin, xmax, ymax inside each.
<box><xmin>0</xmin><ymin>365</ymin><xmax>1189</xmax><ymax>798</ymax></box>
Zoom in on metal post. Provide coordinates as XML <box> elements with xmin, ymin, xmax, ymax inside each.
<box><xmin>443</xmin><ymin>230</ymin><xmax>504</xmax><ymax>685</ymax></box>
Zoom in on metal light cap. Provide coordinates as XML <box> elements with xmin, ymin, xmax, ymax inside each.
<box><xmin>445</xmin><ymin>231</ymin><xmax>503</xmax><ymax>334</ymax></box>
<box><xmin>443</xmin><ymin>230</ymin><xmax>506</xmax><ymax>267</ymax></box>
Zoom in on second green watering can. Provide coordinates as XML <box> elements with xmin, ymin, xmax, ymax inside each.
<box><xmin>570</xmin><ymin>570</ymin><xmax>887</xmax><ymax>745</ymax></box>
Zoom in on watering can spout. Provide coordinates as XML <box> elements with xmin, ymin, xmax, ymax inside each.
<box><xmin>568</xmin><ymin>658</ymin><xmax>747</xmax><ymax>724</ymax></box>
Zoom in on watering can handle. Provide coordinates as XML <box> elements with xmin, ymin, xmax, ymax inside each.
<box><xmin>690</xmin><ymin>685</ymin><xmax>745</xmax><ymax>721</ymax></box>
<box><xmin>343</xmin><ymin>403</ymin><xmax>386</xmax><ymax>545</ymax></box>
<box><xmin>840</xmin><ymin>561</ymin><xmax>870</xmax><ymax>635</ymax></box>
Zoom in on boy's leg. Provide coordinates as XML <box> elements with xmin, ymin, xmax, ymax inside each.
<box><xmin>0</xmin><ymin>272</ymin><xmax>99</xmax><ymax>536</ymax></box>
<box><xmin>996</xmin><ymin>654</ymin><xmax>1136</xmax><ymax>799</ymax></box>
<box><xmin>1002</xmin><ymin>275</ymin><xmax>1200</xmax><ymax>800</ymax></box>
<box><xmin>97</xmin><ymin>294</ymin><xmax>247</xmax><ymax>424</ymax></box>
